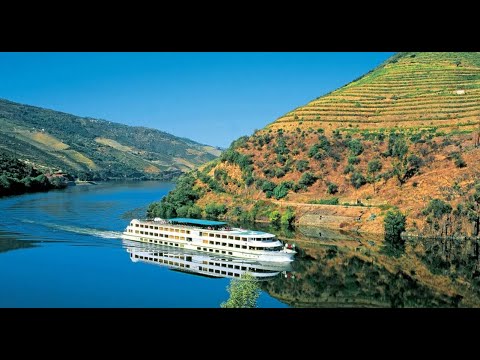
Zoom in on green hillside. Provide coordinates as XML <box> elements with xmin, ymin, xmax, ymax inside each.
<box><xmin>0</xmin><ymin>98</ymin><xmax>220</xmax><ymax>180</ymax></box>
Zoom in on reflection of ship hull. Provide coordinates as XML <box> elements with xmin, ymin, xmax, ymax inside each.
<box><xmin>123</xmin><ymin>240</ymin><xmax>292</xmax><ymax>280</ymax></box>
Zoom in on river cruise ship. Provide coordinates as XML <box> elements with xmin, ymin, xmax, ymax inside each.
<box><xmin>124</xmin><ymin>241</ymin><xmax>292</xmax><ymax>280</ymax></box>
<box><xmin>122</xmin><ymin>217</ymin><xmax>296</xmax><ymax>262</ymax></box>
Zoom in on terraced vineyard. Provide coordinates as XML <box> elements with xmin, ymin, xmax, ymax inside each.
<box><xmin>273</xmin><ymin>52</ymin><xmax>480</xmax><ymax>133</ymax></box>
<box><xmin>149</xmin><ymin>52</ymin><xmax>480</xmax><ymax>237</ymax></box>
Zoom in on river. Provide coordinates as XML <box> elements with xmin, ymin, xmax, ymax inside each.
<box><xmin>1</xmin><ymin>181</ymin><xmax>480</xmax><ymax>307</ymax></box>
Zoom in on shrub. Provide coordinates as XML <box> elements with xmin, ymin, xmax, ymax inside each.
<box><xmin>273</xmin><ymin>182</ymin><xmax>289</xmax><ymax>200</ymax></box>
<box><xmin>367</xmin><ymin>159</ymin><xmax>382</xmax><ymax>174</ymax></box>
<box><xmin>348</xmin><ymin>139</ymin><xmax>364</xmax><ymax>156</ymax></box>
<box><xmin>327</xmin><ymin>182</ymin><xmax>338</xmax><ymax>194</ymax></box>
<box><xmin>348</xmin><ymin>155</ymin><xmax>360</xmax><ymax>165</ymax></box>
<box><xmin>295</xmin><ymin>160</ymin><xmax>310</xmax><ymax>172</ymax></box>
<box><xmin>298</xmin><ymin>172</ymin><xmax>317</xmax><ymax>188</ymax></box>
<box><xmin>309</xmin><ymin>197</ymin><xmax>339</xmax><ymax>205</ymax></box>
<box><xmin>451</xmin><ymin>152</ymin><xmax>467</xmax><ymax>168</ymax></box>
<box><xmin>344</xmin><ymin>164</ymin><xmax>354</xmax><ymax>175</ymax></box>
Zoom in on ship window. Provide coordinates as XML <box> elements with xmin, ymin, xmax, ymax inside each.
<box><xmin>228</xmin><ymin>244</ymin><xmax>233</xmax><ymax>247</ymax></box>
<box><xmin>175</xmin><ymin>244</ymin><xmax>178</xmax><ymax>247</ymax></box>
<box><xmin>234</xmin><ymin>265</ymin><xmax>240</xmax><ymax>269</ymax></box>
<box><xmin>242</xmin><ymin>245</ymin><xmax>247</xmax><ymax>249</ymax></box>
<box><xmin>209</xmin><ymin>269</ymin><xmax>214</xmax><ymax>273</ymax></box>
<box><xmin>228</xmin><ymin>264</ymin><xmax>233</xmax><ymax>268</ymax></box>
<box><xmin>209</xmin><ymin>249</ymin><xmax>213</xmax><ymax>252</ymax></box>
<box><xmin>180</xmin><ymin>230</ymin><xmax>185</xmax><ymax>233</ymax></box>
<box><xmin>228</xmin><ymin>236</ymin><xmax>233</xmax><ymax>239</ymax></box>
<box><xmin>215</xmin><ymin>242</ymin><xmax>220</xmax><ymax>246</ymax></box>
<box><xmin>222</xmin><ymin>235</ymin><xmax>227</xmax><ymax>239</ymax></box>
<box><xmin>235</xmin><ymin>236</ymin><xmax>240</xmax><ymax>240</ymax></box>
<box><xmin>199</xmin><ymin>232</ymin><xmax>203</xmax><ymax>236</ymax></box>
<box><xmin>241</xmin><ymin>237</ymin><xmax>247</xmax><ymax>241</ymax></box>
<box><xmin>135</xmin><ymin>224</ymin><xmax>139</xmax><ymax>227</ymax></box>
<box><xmin>154</xmin><ymin>226</ymin><xmax>158</xmax><ymax>230</ymax></box>
<box><xmin>186</xmin><ymin>265</ymin><xmax>190</xmax><ymax>268</ymax></box>
<box><xmin>215</xmin><ymin>250</ymin><xmax>219</xmax><ymax>253</ymax></box>
<box><xmin>197</xmin><ymin>247</ymin><xmax>201</xmax><ymax>250</ymax></box>
<box><xmin>209</xmin><ymin>241</ymin><xmax>214</xmax><ymax>245</ymax></box>
<box><xmin>209</xmin><ymin>233</ymin><xmax>214</xmax><ymax>237</ymax></box>
<box><xmin>222</xmin><ymin>243</ymin><xmax>226</xmax><ymax>246</ymax></box>
<box><xmin>234</xmin><ymin>273</ymin><xmax>240</xmax><ymax>277</ymax></box>
<box><xmin>241</xmin><ymin>267</ymin><xmax>246</xmax><ymax>270</ymax></box>
<box><xmin>221</xmin><ymin>271</ymin><xmax>226</xmax><ymax>275</ymax></box>
<box><xmin>221</xmin><ymin>263</ymin><xmax>227</xmax><ymax>267</ymax></box>
<box><xmin>203</xmin><ymin>240</ymin><xmax>208</xmax><ymax>244</ymax></box>
<box><xmin>158</xmin><ymin>227</ymin><xmax>163</xmax><ymax>230</ymax></box>
<box><xmin>215</xmin><ymin>270</ymin><xmax>220</xmax><ymax>274</ymax></box>
<box><xmin>249</xmin><ymin>247</ymin><xmax>255</xmax><ymax>250</ymax></box>
<box><xmin>222</xmin><ymin>251</ymin><xmax>226</xmax><ymax>254</ymax></box>
<box><xmin>135</xmin><ymin>230</ymin><xmax>138</xmax><ymax>234</ymax></box>
<box><xmin>235</xmin><ymin>245</ymin><xmax>240</xmax><ymax>248</ymax></box>
<box><xmin>175</xmin><ymin>229</ymin><xmax>179</xmax><ymax>233</ymax></box>
<box><xmin>203</xmin><ymin>248</ymin><xmax>207</xmax><ymax>251</ymax></box>
<box><xmin>228</xmin><ymin>252</ymin><xmax>232</xmax><ymax>255</ymax></box>
<box><xmin>187</xmin><ymin>230</ymin><xmax>190</xmax><ymax>234</ymax></box>
<box><xmin>228</xmin><ymin>272</ymin><xmax>233</xmax><ymax>276</ymax></box>
<box><xmin>215</xmin><ymin>234</ymin><xmax>220</xmax><ymax>238</ymax></box>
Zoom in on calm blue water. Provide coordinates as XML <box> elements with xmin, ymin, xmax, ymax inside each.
<box><xmin>0</xmin><ymin>182</ymin><xmax>287</xmax><ymax>307</ymax></box>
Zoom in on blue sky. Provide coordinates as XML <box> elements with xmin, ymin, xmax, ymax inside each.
<box><xmin>0</xmin><ymin>52</ymin><xmax>394</xmax><ymax>148</ymax></box>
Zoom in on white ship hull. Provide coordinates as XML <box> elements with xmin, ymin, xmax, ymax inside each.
<box><xmin>122</xmin><ymin>218</ymin><xmax>296</xmax><ymax>263</ymax></box>
<box><xmin>122</xmin><ymin>232</ymin><xmax>295</xmax><ymax>262</ymax></box>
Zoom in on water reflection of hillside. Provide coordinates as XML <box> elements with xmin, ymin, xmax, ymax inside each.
<box><xmin>255</xmin><ymin>225</ymin><xmax>480</xmax><ymax>308</ymax></box>
<box><xmin>123</xmin><ymin>240</ymin><xmax>292</xmax><ymax>281</ymax></box>
<box><xmin>0</xmin><ymin>230</ymin><xmax>37</xmax><ymax>254</ymax></box>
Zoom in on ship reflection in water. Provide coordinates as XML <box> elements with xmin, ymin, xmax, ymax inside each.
<box><xmin>123</xmin><ymin>240</ymin><xmax>293</xmax><ymax>280</ymax></box>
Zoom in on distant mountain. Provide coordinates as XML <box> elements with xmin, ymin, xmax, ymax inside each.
<box><xmin>149</xmin><ymin>52</ymin><xmax>480</xmax><ymax>237</ymax></box>
<box><xmin>0</xmin><ymin>98</ymin><xmax>221</xmax><ymax>180</ymax></box>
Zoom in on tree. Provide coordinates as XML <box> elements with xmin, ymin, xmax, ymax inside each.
<box><xmin>221</xmin><ymin>273</ymin><xmax>260</xmax><ymax>308</ymax></box>
<box><xmin>350</xmin><ymin>172</ymin><xmax>366</xmax><ymax>189</ymax></box>
<box><xmin>281</xmin><ymin>207</ymin><xmax>295</xmax><ymax>226</ymax></box>
<box><xmin>384</xmin><ymin>209</ymin><xmax>406</xmax><ymax>245</ymax></box>
<box><xmin>269</xmin><ymin>210</ymin><xmax>281</xmax><ymax>225</ymax></box>
<box><xmin>367</xmin><ymin>159</ymin><xmax>382</xmax><ymax>193</ymax></box>
<box><xmin>205</xmin><ymin>203</ymin><xmax>227</xmax><ymax>219</ymax></box>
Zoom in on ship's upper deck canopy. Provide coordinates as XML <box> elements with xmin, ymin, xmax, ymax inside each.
<box><xmin>168</xmin><ymin>217</ymin><xmax>227</xmax><ymax>228</ymax></box>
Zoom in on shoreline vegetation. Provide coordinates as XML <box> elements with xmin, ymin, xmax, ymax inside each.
<box><xmin>0</xmin><ymin>152</ymin><xmax>69</xmax><ymax>198</ymax></box>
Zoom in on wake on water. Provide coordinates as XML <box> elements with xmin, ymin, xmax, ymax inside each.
<box><xmin>19</xmin><ymin>219</ymin><xmax>123</xmax><ymax>240</ymax></box>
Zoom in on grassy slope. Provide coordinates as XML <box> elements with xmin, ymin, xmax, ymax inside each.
<box><xmin>149</xmin><ymin>52</ymin><xmax>480</xmax><ymax>235</ymax></box>
<box><xmin>0</xmin><ymin>98</ymin><xmax>219</xmax><ymax>179</ymax></box>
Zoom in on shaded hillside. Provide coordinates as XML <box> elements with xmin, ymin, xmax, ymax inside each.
<box><xmin>0</xmin><ymin>98</ymin><xmax>220</xmax><ymax>180</ymax></box>
<box><xmin>148</xmin><ymin>52</ymin><xmax>480</xmax><ymax>236</ymax></box>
